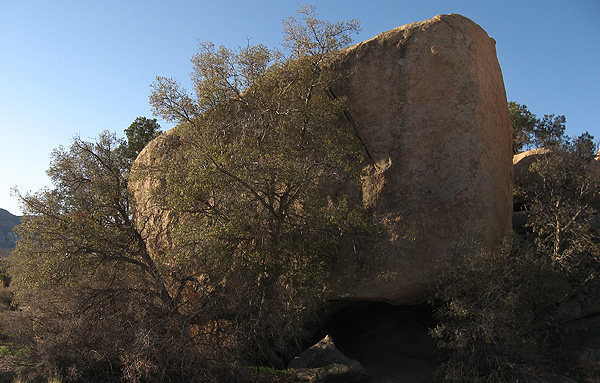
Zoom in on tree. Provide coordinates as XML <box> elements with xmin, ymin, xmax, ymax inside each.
<box><xmin>533</xmin><ymin>114</ymin><xmax>567</xmax><ymax>148</ymax></box>
<box><xmin>119</xmin><ymin>116</ymin><xmax>162</xmax><ymax>162</ymax></box>
<box><xmin>509</xmin><ymin>101</ymin><xmax>538</xmax><ymax>153</ymax></box>
<box><xmin>9</xmin><ymin>133</ymin><xmax>200</xmax><ymax>381</ymax></box>
<box><xmin>9</xmin><ymin>8</ymin><xmax>373</xmax><ymax>381</ymax></box>
<box><xmin>12</xmin><ymin>132</ymin><xmax>172</xmax><ymax>305</ymax></box>
<box><xmin>144</xmin><ymin>6</ymin><xmax>372</xmax><ymax>366</ymax></box>
<box><xmin>509</xmin><ymin>101</ymin><xmax>568</xmax><ymax>153</ymax></box>
<box><xmin>516</xmin><ymin>133</ymin><xmax>600</xmax><ymax>271</ymax></box>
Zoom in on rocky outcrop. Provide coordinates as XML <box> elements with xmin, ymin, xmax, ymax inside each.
<box><xmin>130</xmin><ymin>14</ymin><xmax>513</xmax><ymax>305</ymax></box>
<box><xmin>513</xmin><ymin>148</ymin><xmax>552</xmax><ymax>180</ymax></box>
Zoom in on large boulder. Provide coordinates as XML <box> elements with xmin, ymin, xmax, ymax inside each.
<box><xmin>130</xmin><ymin>14</ymin><xmax>513</xmax><ymax>305</ymax></box>
<box><xmin>328</xmin><ymin>14</ymin><xmax>513</xmax><ymax>303</ymax></box>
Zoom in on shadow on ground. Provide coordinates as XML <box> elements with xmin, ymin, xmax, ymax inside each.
<box><xmin>321</xmin><ymin>302</ymin><xmax>443</xmax><ymax>383</ymax></box>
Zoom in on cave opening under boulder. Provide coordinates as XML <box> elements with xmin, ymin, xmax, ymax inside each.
<box><xmin>313</xmin><ymin>301</ymin><xmax>443</xmax><ymax>383</ymax></box>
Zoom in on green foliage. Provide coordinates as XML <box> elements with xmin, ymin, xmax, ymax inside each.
<box><xmin>509</xmin><ymin>102</ymin><xmax>538</xmax><ymax>153</ymax></box>
<box><xmin>11</xmin><ymin>132</ymin><xmax>165</xmax><ymax>304</ymax></box>
<box><xmin>572</xmin><ymin>131</ymin><xmax>596</xmax><ymax>159</ymax></box>
<box><xmin>509</xmin><ymin>101</ymin><xmax>568</xmax><ymax>153</ymax></box>
<box><xmin>533</xmin><ymin>113</ymin><xmax>566</xmax><ymax>148</ymax></box>
<box><xmin>0</xmin><ymin>343</ymin><xmax>25</xmax><ymax>357</ymax></box>
<box><xmin>9</xmin><ymin>7</ymin><xmax>372</xmax><ymax>382</ymax></box>
<box><xmin>145</xmin><ymin>6</ymin><xmax>372</xmax><ymax>367</ymax></box>
<box><xmin>119</xmin><ymin>116</ymin><xmax>162</xmax><ymax>162</ymax></box>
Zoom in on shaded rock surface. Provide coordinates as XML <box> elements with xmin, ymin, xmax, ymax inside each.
<box><xmin>288</xmin><ymin>335</ymin><xmax>369</xmax><ymax>383</ymax></box>
<box><xmin>130</xmin><ymin>14</ymin><xmax>513</xmax><ymax>305</ymax></box>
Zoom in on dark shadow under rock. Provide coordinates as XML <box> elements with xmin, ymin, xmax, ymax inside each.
<box><xmin>320</xmin><ymin>302</ymin><xmax>442</xmax><ymax>383</ymax></box>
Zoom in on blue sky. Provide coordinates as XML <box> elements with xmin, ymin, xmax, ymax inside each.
<box><xmin>1</xmin><ymin>0</ymin><xmax>599</xmax><ymax>215</ymax></box>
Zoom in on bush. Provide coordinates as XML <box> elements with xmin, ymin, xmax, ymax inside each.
<box><xmin>431</xmin><ymin>238</ymin><xmax>570</xmax><ymax>382</ymax></box>
<box><xmin>431</xmin><ymin>131</ymin><xmax>600</xmax><ymax>382</ymax></box>
<box><xmin>8</xmin><ymin>8</ymin><xmax>370</xmax><ymax>382</ymax></box>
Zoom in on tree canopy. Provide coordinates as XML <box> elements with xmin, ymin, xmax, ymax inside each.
<box><xmin>119</xmin><ymin>116</ymin><xmax>162</xmax><ymax>161</ymax></box>
<box><xmin>8</xmin><ymin>9</ymin><xmax>373</xmax><ymax>382</ymax></box>
<box><xmin>143</xmin><ymin>6</ymin><xmax>372</xmax><ymax>366</ymax></box>
<box><xmin>509</xmin><ymin>101</ymin><xmax>569</xmax><ymax>153</ymax></box>
<box><xmin>10</xmin><ymin>132</ymin><xmax>178</xmax><ymax>380</ymax></box>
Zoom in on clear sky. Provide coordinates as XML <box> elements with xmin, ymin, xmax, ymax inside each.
<box><xmin>1</xmin><ymin>0</ymin><xmax>599</xmax><ymax>215</ymax></box>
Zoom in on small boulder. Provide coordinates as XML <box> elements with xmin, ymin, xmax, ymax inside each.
<box><xmin>288</xmin><ymin>335</ymin><xmax>369</xmax><ymax>383</ymax></box>
<box><xmin>131</xmin><ymin>13</ymin><xmax>514</xmax><ymax>306</ymax></box>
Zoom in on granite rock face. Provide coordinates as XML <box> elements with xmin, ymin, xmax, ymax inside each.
<box><xmin>129</xmin><ymin>130</ymin><xmax>182</xmax><ymax>266</ymax></box>
<box><xmin>130</xmin><ymin>14</ymin><xmax>513</xmax><ymax>305</ymax></box>
<box><xmin>330</xmin><ymin>14</ymin><xmax>513</xmax><ymax>303</ymax></box>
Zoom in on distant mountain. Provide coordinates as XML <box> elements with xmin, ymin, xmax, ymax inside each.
<box><xmin>0</xmin><ymin>208</ymin><xmax>21</xmax><ymax>251</ymax></box>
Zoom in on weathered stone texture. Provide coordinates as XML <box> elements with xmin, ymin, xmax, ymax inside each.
<box><xmin>129</xmin><ymin>128</ymin><xmax>183</xmax><ymax>266</ymax></box>
<box><xmin>330</xmin><ymin>14</ymin><xmax>513</xmax><ymax>303</ymax></box>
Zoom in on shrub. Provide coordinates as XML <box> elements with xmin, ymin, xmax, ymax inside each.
<box><xmin>431</xmin><ymin>238</ymin><xmax>569</xmax><ymax>382</ymax></box>
<box><xmin>432</xmin><ymin>132</ymin><xmax>600</xmax><ymax>382</ymax></box>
